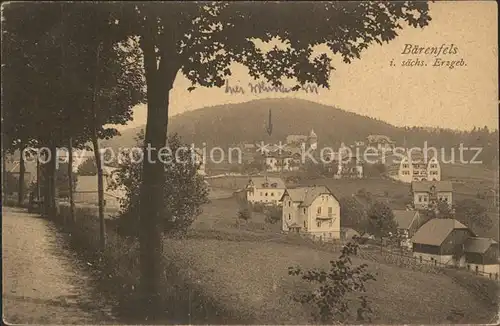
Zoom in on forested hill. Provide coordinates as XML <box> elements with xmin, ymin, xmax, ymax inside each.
<box><xmin>102</xmin><ymin>98</ymin><xmax>498</xmax><ymax>167</ymax></box>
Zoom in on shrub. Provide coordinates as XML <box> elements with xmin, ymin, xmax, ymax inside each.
<box><xmin>251</xmin><ymin>202</ymin><xmax>266</xmax><ymax>213</ymax></box>
<box><xmin>265</xmin><ymin>206</ymin><xmax>282</xmax><ymax>224</ymax></box>
<box><xmin>238</xmin><ymin>207</ymin><xmax>252</xmax><ymax>221</ymax></box>
<box><xmin>288</xmin><ymin>241</ymin><xmax>376</xmax><ymax>323</ymax></box>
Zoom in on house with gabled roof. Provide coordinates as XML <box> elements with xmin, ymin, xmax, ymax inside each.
<box><xmin>411</xmin><ymin>180</ymin><xmax>453</xmax><ymax>210</ymax></box>
<box><xmin>463</xmin><ymin>237</ymin><xmax>499</xmax><ymax>276</ymax></box>
<box><xmin>280</xmin><ymin>185</ymin><xmax>340</xmax><ymax>241</ymax></box>
<box><xmin>246</xmin><ymin>176</ymin><xmax>286</xmax><ymax>206</ymax></box>
<box><xmin>393</xmin><ymin>210</ymin><xmax>422</xmax><ymax>249</ymax></box>
<box><xmin>411</xmin><ymin>218</ymin><xmax>475</xmax><ymax>265</ymax></box>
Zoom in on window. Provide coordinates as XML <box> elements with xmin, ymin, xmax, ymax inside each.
<box><xmin>317</xmin><ymin>207</ymin><xmax>321</xmax><ymax>215</ymax></box>
<box><xmin>403</xmin><ymin>164</ymin><xmax>409</xmax><ymax>168</ymax></box>
<box><xmin>271</xmin><ymin>192</ymin><xmax>274</xmax><ymax>197</ymax></box>
<box><xmin>328</xmin><ymin>207</ymin><xmax>333</xmax><ymax>215</ymax></box>
<box><xmin>303</xmin><ymin>221</ymin><xmax>306</xmax><ymax>227</ymax></box>
<box><xmin>316</xmin><ymin>221</ymin><xmax>321</xmax><ymax>227</ymax></box>
<box><xmin>303</xmin><ymin>208</ymin><xmax>306</xmax><ymax>214</ymax></box>
<box><xmin>288</xmin><ymin>201</ymin><xmax>291</xmax><ymax>207</ymax></box>
<box><xmin>418</xmin><ymin>196</ymin><xmax>423</xmax><ymax>202</ymax></box>
<box><xmin>265</xmin><ymin>192</ymin><xmax>268</xmax><ymax>196</ymax></box>
<box><xmin>423</xmin><ymin>196</ymin><xmax>428</xmax><ymax>202</ymax></box>
<box><xmin>288</xmin><ymin>214</ymin><xmax>291</xmax><ymax>220</ymax></box>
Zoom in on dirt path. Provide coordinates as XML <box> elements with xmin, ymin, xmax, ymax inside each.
<box><xmin>2</xmin><ymin>206</ymin><xmax>115</xmax><ymax>324</ymax></box>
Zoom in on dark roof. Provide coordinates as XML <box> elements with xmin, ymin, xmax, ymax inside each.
<box><xmin>393</xmin><ymin>210</ymin><xmax>419</xmax><ymax>230</ymax></box>
<box><xmin>411</xmin><ymin>180</ymin><xmax>453</xmax><ymax>193</ymax></box>
<box><xmin>411</xmin><ymin>218</ymin><xmax>471</xmax><ymax>246</ymax></box>
<box><xmin>464</xmin><ymin>237</ymin><xmax>498</xmax><ymax>254</ymax></box>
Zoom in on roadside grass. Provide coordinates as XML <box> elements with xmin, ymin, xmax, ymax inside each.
<box><xmin>55</xmin><ymin>203</ymin><xmax>252</xmax><ymax>324</ymax></box>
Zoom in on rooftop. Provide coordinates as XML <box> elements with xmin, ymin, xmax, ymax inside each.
<box><xmin>411</xmin><ymin>218</ymin><xmax>472</xmax><ymax>246</ymax></box>
<box><xmin>463</xmin><ymin>237</ymin><xmax>498</xmax><ymax>254</ymax></box>
<box><xmin>248</xmin><ymin>176</ymin><xmax>286</xmax><ymax>189</ymax></box>
<box><xmin>411</xmin><ymin>180</ymin><xmax>453</xmax><ymax>193</ymax></box>
<box><xmin>282</xmin><ymin>185</ymin><xmax>335</xmax><ymax>207</ymax></box>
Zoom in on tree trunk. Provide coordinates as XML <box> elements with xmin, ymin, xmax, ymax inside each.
<box><xmin>68</xmin><ymin>138</ymin><xmax>75</xmax><ymax>224</ymax></box>
<box><xmin>17</xmin><ymin>143</ymin><xmax>26</xmax><ymax>206</ymax></box>
<box><xmin>138</xmin><ymin>33</ymin><xmax>177</xmax><ymax>319</ymax></box>
<box><xmin>139</xmin><ymin>90</ymin><xmax>170</xmax><ymax>320</ymax></box>
<box><xmin>2</xmin><ymin>146</ymin><xmax>7</xmax><ymax>201</ymax></box>
<box><xmin>90</xmin><ymin>42</ymin><xmax>106</xmax><ymax>250</ymax></box>
<box><xmin>46</xmin><ymin>144</ymin><xmax>57</xmax><ymax>219</ymax></box>
<box><xmin>92</xmin><ymin>136</ymin><xmax>106</xmax><ymax>250</ymax></box>
<box><xmin>36</xmin><ymin>154</ymin><xmax>40</xmax><ymax>201</ymax></box>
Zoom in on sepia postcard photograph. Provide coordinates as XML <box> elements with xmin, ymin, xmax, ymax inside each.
<box><xmin>2</xmin><ymin>1</ymin><xmax>499</xmax><ymax>325</ymax></box>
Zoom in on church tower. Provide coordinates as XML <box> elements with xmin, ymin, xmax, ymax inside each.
<box><xmin>309</xmin><ymin>129</ymin><xmax>318</xmax><ymax>150</ymax></box>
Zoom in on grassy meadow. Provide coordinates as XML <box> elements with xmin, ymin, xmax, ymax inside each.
<box><xmin>160</xmin><ymin>191</ymin><xmax>498</xmax><ymax>324</ymax></box>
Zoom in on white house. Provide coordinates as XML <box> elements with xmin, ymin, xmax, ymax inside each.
<box><xmin>386</xmin><ymin>153</ymin><xmax>441</xmax><ymax>183</ymax></box>
<box><xmin>246</xmin><ymin>176</ymin><xmax>286</xmax><ymax>205</ymax></box>
<box><xmin>280</xmin><ymin>185</ymin><xmax>341</xmax><ymax>241</ymax></box>
<box><xmin>411</xmin><ymin>180</ymin><xmax>453</xmax><ymax>210</ymax></box>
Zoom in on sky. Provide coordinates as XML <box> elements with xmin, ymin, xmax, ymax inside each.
<box><xmin>117</xmin><ymin>1</ymin><xmax>498</xmax><ymax>132</ymax></box>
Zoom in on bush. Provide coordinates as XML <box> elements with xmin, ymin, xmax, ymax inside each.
<box><xmin>251</xmin><ymin>202</ymin><xmax>266</xmax><ymax>213</ymax></box>
<box><xmin>238</xmin><ymin>207</ymin><xmax>252</xmax><ymax>221</ymax></box>
<box><xmin>265</xmin><ymin>206</ymin><xmax>282</xmax><ymax>224</ymax></box>
<box><xmin>289</xmin><ymin>241</ymin><xmax>376</xmax><ymax>323</ymax></box>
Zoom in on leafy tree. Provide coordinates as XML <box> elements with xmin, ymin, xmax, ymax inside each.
<box><xmin>108</xmin><ymin>131</ymin><xmax>209</xmax><ymax>237</ymax></box>
<box><xmin>2</xmin><ymin>2</ymin><xmax>144</xmax><ymax>227</ymax></box>
<box><xmin>339</xmin><ymin>197</ymin><xmax>367</xmax><ymax>232</ymax></box>
<box><xmin>288</xmin><ymin>241</ymin><xmax>376</xmax><ymax>323</ymax></box>
<box><xmin>367</xmin><ymin>201</ymin><xmax>397</xmax><ymax>240</ymax></box>
<box><xmin>453</xmin><ymin>199</ymin><xmax>492</xmax><ymax>232</ymax></box>
<box><xmin>435</xmin><ymin>200</ymin><xmax>453</xmax><ymax>219</ymax></box>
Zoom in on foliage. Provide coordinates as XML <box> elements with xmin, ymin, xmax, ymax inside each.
<box><xmin>78</xmin><ymin>157</ymin><xmax>98</xmax><ymax>176</ymax></box>
<box><xmin>363</xmin><ymin>163</ymin><xmax>386</xmax><ymax>178</ymax></box>
<box><xmin>238</xmin><ymin>207</ymin><xmax>252</xmax><ymax>221</ymax></box>
<box><xmin>453</xmin><ymin>199</ymin><xmax>492</xmax><ymax>231</ymax></box>
<box><xmin>288</xmin><ymin>241</ymin><xmax>376</xmax><ymax>323</ymax></box>
<box><xmin>339</xmin><ymin>197</ymin><xmax>367</xmax><ymax>232</ymax></box>
<box><xmin>435</xmin><ymin>200</ymin><xmax>453</xmax><ymax>219</ymax></box>
<box><xmin>367</xmin><ymin>201</ymin><xmax>397</xmax><ymax>239</ymax></box>
<box><xmin>265</xmin><ymin>206</ymin><xmax>282</xmax><ymax>224</ymax></box>
<box><xmin>108</xmin><ymin>132</ymin><xmax>209</xmax><ymax>236</ymax></box>
<box><xmin>251</xmin><ymin>202</ymin><xmax>266</xmax><ymax>213</ymax></box>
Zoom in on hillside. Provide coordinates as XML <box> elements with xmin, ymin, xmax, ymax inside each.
<box><xmin>102</xmin><ymin>98</ymin><xmax>498</xmax><ymax>166</ymax></box>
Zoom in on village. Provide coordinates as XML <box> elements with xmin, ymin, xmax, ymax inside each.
<box><xmin>208</xmin><ymin>131</ymin><xmax>499</xmax><ymax>280</ymax></box>
<box><xmin>2</xmin><ymin>2</ymin><xmax>498</xmax><ymax>324</ymax></box>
